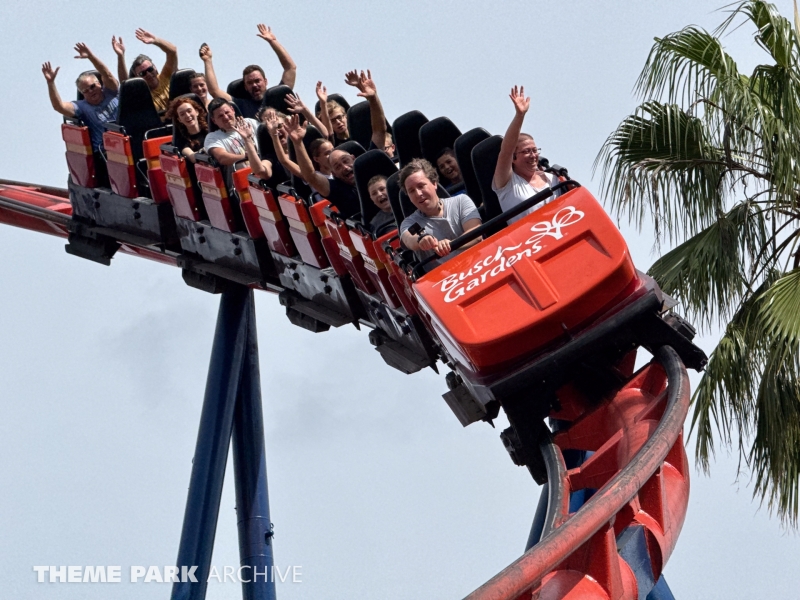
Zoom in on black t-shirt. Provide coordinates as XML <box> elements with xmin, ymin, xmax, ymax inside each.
<box><xmin>233</xmin><ymin>96</ymin><xmax>261</xmax><ymax>120</ymax></box>
<box><xmin>174</xmin><ymin>129</ymin><xmax>207</xmax><ymax>153</ymax></box>
<box><xmin>327</xmin><ymin>178</ymin><xmax>360</xmax><ymax>219</ymax></box>
<box><xmin>369</xmin><ymin>209</ymin><xmax>396</xmax><ymax>237</ymax></box>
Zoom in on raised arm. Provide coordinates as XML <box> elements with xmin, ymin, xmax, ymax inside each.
<box><xmin>256</xmin><ymin>24</ymin><xmax>296</xmax><ymax>89</ymax></box>
<box><xmin>135</xmin><ymin>28</ymin><xmax>178</xmax><ymax>78</ymax></box>
<box><xmin>315</xmin><ymin>82</ymin><xmax>333</xmax><ymax>141</ymax></box>
<box><xmin>74</xmin><ymin>43</ymin><xmax>118</xmax><ymax>92</ymax></box>
<box><xmin>285</xmin><ymin>93</ymin><xmax>328</xmax><ymax>138</ymax></box>
<box><xmin>264</xmin><ymin>110</ymin><xmax>301</xmax><ymax>179</ymax></box>
<box><xmin>199</xmin><ymin>44</ymin><xmax>232</xmax><ymax>101</ymax></box>
<box><xmin>286</xmin><ymin>115</ymin><xmax>330</xmax><ymax>197</ymax></box>
<box><xmin>41</xmin><ymin>63</ymin><xmax>75</xmax><ymax>118</ymax></box>
<box><xmin>494</xmin><ymin>85</ymin><xmax>529</xmax><ymax>189</ymax></box>
<box><xmin>111</xmin><ymin>36</ymin><xmax>127</xmax><ymax>83</ymax></box>
<box><xmin>231</xmin><ymin>118</ymin><xmax>272</xmax><ymax>179</ymax></box>
<box><xmin>345</xmin><ymin>69</ymin><xmax>387</xmax><ymax>150</ymax></box>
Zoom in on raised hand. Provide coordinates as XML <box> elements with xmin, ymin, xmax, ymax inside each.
<box><xmin>344</xmin><ymin>70</ymin><xmax>360</xmax><ymax>89</ymax></box>
<box><xmin>135</xmin><ymin>28</ymin><xmax>157</xmax><ymax>45</ymax></box>
<box><xmin>285</xmin><ymin>93</ymin><xmax>306</xmax><ymax>114</ymax></box>
<box><xmin>510</xmin><ymin>85</ymin><xmax>530</xmax><ymax>114</ymax></box>
<box><xmin>355</xmin><ymin>69</ymin><xmax>376</xmax><ymax>99</ymax></box>
<box><xmin>315</xmin><ymin>81</ymin><xmax>327</xmax><ymax>104</ymax></box>
<box><xmin>199</xmin><ymin>43</ymin><xmax>213</xmax><ymax>61</ymax></box>
<box><xmin>263</xmin><ymin>110</ymin><xmax>284</xmax><ymax>137</ymax></box>
<box><xmin>41</xmin><ymin>62</ymin><xmax>60</xmax><ymax>82</ymax></box>
<box><xmin>256</xmin><ymin>24</ymin><xmax>276</xmax><ymax>42</ymax></box>
<box><xmin>233</xmin><ymin>117</ymin><xmax>255</xmax><ymax>141</ymax></box>
<box><xmin>74</xmin><ymin>42</ymin><xmax>93</xmax><ymax>60</ymax></box>
<box><xmin>284</xmin><ymin>114</ymin><xmax>307</xmax><ymax>144</ymax></box>
<box><xmin>111</xmin><ymin>36</ymin><xmax>125</xmax><ymax>56</ymax></box>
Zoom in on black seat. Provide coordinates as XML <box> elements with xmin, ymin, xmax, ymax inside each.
<box><xmin>169</xmin><ymin>69</ymin><xmax>197</xmax><ymax>101</ymax></box>
<box><xmin>336</xmin><ymin>140</ymin><xmax>366</xmax><ymax>158</ymax></box>
<box><xmin>454</xmin><ymin>127</ymin><xmax>491</xmax><ymax>207</ymax></box>
<box><xmin>314</xmin><ymin>93</ymin><xmax>350</xmax><ymax>117</ymax></box>
<box><xmin>261</xmin><ymin>84</ymin><xmax>294</xmax><ymax>114</ymax></box>
<box><xmin>353</xmin><ymin>150</ymin><xmax>398</xmax><ymax>226</ymax></box>
<box><xmin>254</xmin><ymin>124</ymin><xmax>290</xmax><ymax>192</ymax></box>
<box><xmin>226</xmin><ymin>78</ymin><xmax>247</xmax><ymax>100</ymax></box>
<box><xmin>471</xmin><ymin>135</ymin><xmax>504</xmax><ymax>231</ymax></box>
<box><xmin>113</xmin><ymin>78</ymin><xmax>162</xmax><ymax>164</ymax></box>
<box><xmin>419</xmin><ymin>117</ymin><xmax>462</xmax><ymax>165</ymax></box>
<box><xmin>285</xmin><ymin>125</ymin><xmax>324</xmax><ymax>201</ymax></box>
<box><xmin>346</xmin><ymin>101</ymin><xmax>373</xmax><ymax>150</ymax></box>
<box><xmin>392</xmin><ymin>110</ymin><xmax>428</xmax><ymax>167</ymax></box>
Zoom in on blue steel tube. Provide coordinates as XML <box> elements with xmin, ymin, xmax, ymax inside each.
<box><xmin>231</xmin><ymin>290</ymin><xmax>277</xmax><ymax>599</ymax></box>
<box><xmin>171</xmin><ymin>285</ymin><xmax>251</xmax><ymax>600</ymax></box>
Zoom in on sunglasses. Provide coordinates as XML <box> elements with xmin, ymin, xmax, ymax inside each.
<box><xmin>79</xmin><ymin>82</ymin><xmax>99</xmax><ymax>95</ymax></box>
<box><xmin>138</xmin><ymin>65</ymin><xmax>156</xmax><ymax>76</ymax></box>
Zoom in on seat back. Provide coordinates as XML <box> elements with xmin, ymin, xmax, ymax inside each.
<box><xmin>353</xmin><ymin>149</ymin><xmax>398</xmax><ymax>226</ymax></box>
<box><xmin>419</xmin><ymin>116</ymin><xmax>461</xmax><ymax>165</ymax></box>
<box><xmin>103</xmin><ymin>131</ymin><xmax>138</xmax><ymax>197</ymax></box>
<box><xmin>226</xmin><ymin>78</ymin><xmax>247</xmax><ymax>100</ymax></box>
<box><xmin>114</xmin><ymin>78</ymin><xmax>162</xmax><ymax>164</ymax></box>
<box><xmin>169</xmin><ymin>69</ymin><xmax>197</xmax><ymax>101</ymax></box>
<box><xmin>160</xmin><ymin>147</ymin><xmax>203</xmax><ymax>221</ymax></box>
<box><xmin>194</xmin><ymin>155</ymin><xmax>240</xmax><ymax>232</ymax></box>
<box><xmin>454</xmin><ymin>127</ymin><xmax>491</xmax><ymax>207</ymax></box>
<box><xmin>248</xmin><ymin>175</ymin><xmax>296</xmax><ymax>256</ymax></box>
<box><xmin>336</xmin><ymin>140</ymin><xmax>366</xmax><ymax>158</ymax></box>
<box><xmin>261</xmin><ymin>84</ymin><xmax>294</xmax><ymax>114</ymax></box>
<box><xmin>392</xmin><ymin>110</ymin><xmax>428</xmax><ymax>167</ymax></box>
<box><xmin>142</xmin><ymin>134</ymin><xmax>172</xmax><ymax>203</ymax></box>
<box><xmin>346</xmin><ymin>101</ymin><xmax>374</xmax><ymax>149</ymax></box>
<box><xmin>471</xmin><ymin>135</ymin><xmax>504</xmax><ymax>224</ymax></box>
<box><xmin>314</xmin><ymin>93</ymin><xmax>350</xmax><ymax>117</ymax></box>
<box><xmin>231</xmin><ymin>167</ymin><xmax>264</xmax><ymax>239</ymax></box>
<box><xmin>62</xmin><ymin>122</ymin><xmax>97</xmax><ymax>188</ymax></box>
<box><xmin>277</xmin><ymin>191</ymin><xmax>329</xmax><ymax>268</ymax></box>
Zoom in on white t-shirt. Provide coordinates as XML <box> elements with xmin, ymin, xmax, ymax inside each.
<box><xmin>204</xmin><ymin>118</ymin><xmax>261</xmax><ymax>156</ymax></box>
<box><xmin>492</xmin><ymin>170</ymin><xmax>560</xmax><ymax>224</ymax></box>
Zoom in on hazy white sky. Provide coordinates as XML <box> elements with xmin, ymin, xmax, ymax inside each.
<box><xmin>1</xmin><ymin>1</ymin><xmax>799</xmax><ymax>598</ymax></box>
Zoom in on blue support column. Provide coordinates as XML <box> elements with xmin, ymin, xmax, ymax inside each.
<box><xmin>170</xmin><ymin>286</ymin><xmax>254</xmax><ymax>600</ymax></box>
<box><xmin>231</xmin><ymin>291</ymin><xmax>276</xmax><ymax>599</ymax></box>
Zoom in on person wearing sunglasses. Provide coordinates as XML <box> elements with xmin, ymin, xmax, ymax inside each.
<box><xmin>114</xmin><ymin>28</ymin><xmax>178</xmax><ymax>114</ymax></box>
<box><xmin>41</xmin><ymin>42</ymin><xmax>119</xmax><ymax>183</ymax></box>
<box><xmin>492</xmin><ymin>85</ymin><xmax>561</xmax><ymax>225</ymax></box>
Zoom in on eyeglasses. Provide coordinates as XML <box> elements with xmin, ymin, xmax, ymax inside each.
<box><xmin>138</xmin><ymin>65</ymin><xmax>156</xmax><ymax>76</ymax></box>
<box><xmin>517</xmin><ymin>147</ymin><xmax>541</xmax><ymax>157</ymax></box>
<box><xmin>79</xmin><ymin>82</ymin><xmax>99</xmax><ymax>95</ymax></box>
<box><xmin>330</xmin><ymin>114</ymin><xmax>346</xmax><ymax>123</ymax></box>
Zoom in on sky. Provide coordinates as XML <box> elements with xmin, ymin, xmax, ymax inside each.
<box><xmin>1</xmin><ymin>1</ymin><xmax>799</xmax><ymax>598</ymax></box>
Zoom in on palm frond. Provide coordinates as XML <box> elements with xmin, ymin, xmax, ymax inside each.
<box><xmin>756</xmin><ymin>268</ymin><xmax>800</xmax><ymax>357</ymax></box>
<box><xmin>724</xmin><ymin>1</ymin><xmax>800</xmax><ymax>68</ymax></box>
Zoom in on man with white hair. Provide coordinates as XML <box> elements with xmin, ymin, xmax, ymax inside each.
<box><xmin>41</xmin><ymin>42</ymin><xmax>119</xmax><ymax>154</ymax></box>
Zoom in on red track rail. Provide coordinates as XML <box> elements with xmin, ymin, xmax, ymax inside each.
<box><xmin>466</xmin><ymin>346</ymin><xmax>690</xmax><ymax>600</ymax></box>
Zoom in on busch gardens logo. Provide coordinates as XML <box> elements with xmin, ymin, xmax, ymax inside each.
<box><xmin>434</xmin><ymin>207</ymin><xmax>585</xmax><ymax>303</ymax></box>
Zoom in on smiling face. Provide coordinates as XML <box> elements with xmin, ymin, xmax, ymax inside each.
<box><xmin>368</xmin><ymin>179</ymin><xmax>391</xmax><ymax>212</ymax></box>
<box><xmin>189</xmin><ymin>75</ymin><xmax>208</xmax><ymax>101</ymax></box>
<box><xmin>436</xmin><ymin>153</ymin><xmax>461</xmax><ymax>184</ymax></box>
<box><xmin>312</xmin><ymin>141</ymin><xmax>334</xmax><ymax>172</ymax></box>
<box><xmin>243</xmin><ymin>70</ymin><xmax>266</xmax><ymax>101</ymax></box>
<box><xmin>404</xmin><ymin>171</ymin><xmax>440</xmax><ymax>216</ymax></box>
<box><xmin>512</xmin><ymin>137</ymin><xmax>540</xmax><ymax>175</ymax></box>
<box><xmin>176</xmin><ymin>102</ymin><xmax>200</xmax><ymax>132</ymax></box>
<box><xmin>330</xmin><ymin>150</ymin><xmax>355</xmax><ymax>185</ymax></box>
<box><xmin>77</xmin><ymin>75</ymin><xmax>103</xmax><ymax>105</ymax></box>
<box><xmin>211</xmin><ymin>104</ymin><xmax>237</xmax><ymax>131</ymax></box>
<box><xmin>134</xmin><ymin>60</ymin><xmax>159</xmax><ymax>90</ymax></box>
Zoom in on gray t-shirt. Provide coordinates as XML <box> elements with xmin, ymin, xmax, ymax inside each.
<box><xmin>204</xmin><ymin>118</ymin><xmax>261</xmax><ymax>156</ymax></box>
<box><xmin>400</xmin><ymin>194</ymin><xmax>481</xmax><ymax>261</ymax></box>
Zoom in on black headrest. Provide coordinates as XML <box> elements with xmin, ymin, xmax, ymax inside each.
<box><xmin>346</xmin><ymin>101</ymin><xmax>374</xmax><ymax>150</ymax></box>
<box><xmin>314</xmin><ymin>93</ymin><xmax>350</xmax><ymax>116</ymax></box>
<box><xmin>261</xmin><ymin>84</ymin><xmax>294</xmax><ymax>115</ymax></box>
<box><xmin>454</xmin><ymin>127</ymin><xmax>491</xmax><ymax>207</ymax></box>
<box><xmin>353</xmin><ymin>149</ymin><xmax>399</xmax><ymax>225</ymax></box>
<box><xmin>207</xmin><ymin>101</ymin><xmax>242</xmax><ymax>132</ymax></box>
<box><xmin>75</xmin><ymin>70</ymin><xmax>102</xmax><ymax>101</ymax></box>
<box><xmin>386</xmin><ymin>172</ymin><xmax>405</xmax><ymax>230</ymax></box>
<box><xmin>392</xmin><ymin>110</ymin><xmax>428</xmax><ymax>167</ymax></box>
<box><xmin>286</xmin><ymin>125</ymin><xmax>324</xmax><ymax>202</ymax></box>
<box><xmin>169</xmin><ymin>69</ymin><xmax>197</xmax><ymax>100</ymax></box>
<box><xmin>420</xmin><ymin>117</ymin><xmax>462</xmax><ymax>165</ymax></box>
<box><xmin>227</xmin><ymin>78</ymin><xmax>247</xmax><ymax>100</ymax></box>
<box><xmin>336</xmin><ymin>140</ymin><xmax>366</xmax><ymax>158</ymax></box>
<box><xmin>115</xmin><ymin>78</ymin><xmax>162</xmax><ymax>161</ymax></box>
<box><xmin>471</xmin><ymin>135</ymin><xmax>504</xmax><ymax>224</ymax></box>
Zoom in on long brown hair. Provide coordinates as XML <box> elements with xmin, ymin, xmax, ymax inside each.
<box><xmin>166</xmin><ymin>97</ymin><xmax>208</xmax><ymax>149</ymax></box>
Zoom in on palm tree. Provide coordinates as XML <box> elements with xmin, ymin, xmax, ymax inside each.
<box><xmin>596</xmin><ymin>0</ymin><xmax>800</xmax><ymax>523</ymax></box>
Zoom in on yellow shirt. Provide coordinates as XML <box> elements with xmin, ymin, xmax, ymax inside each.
<box><xmin>151</xmin><ymin>63</ymin><xmax>174</xmax><ymax>113</ymax></box>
